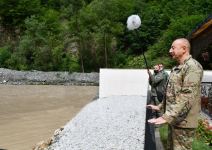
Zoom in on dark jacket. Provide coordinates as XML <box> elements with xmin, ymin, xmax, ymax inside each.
<box><xmin>149</xmin><ymin>70</ymin><xmax>168</xmax><ymax>101</ymax></box>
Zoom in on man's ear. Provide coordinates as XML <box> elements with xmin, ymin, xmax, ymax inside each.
<box><xmin>182</xmin><ymin>46</ymin><xmax>187</xmax><ymax>53</ymax></box>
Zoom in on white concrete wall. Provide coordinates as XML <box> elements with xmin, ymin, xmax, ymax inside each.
<box><xmin>202</xmin><ymin>71</ymin><xmax>212</xmax><ymax>82</ymax></box>
<box><xmin>99</xmin><ymin>69</ymin><xmax>149</xmax><ymax>98</ymax></box>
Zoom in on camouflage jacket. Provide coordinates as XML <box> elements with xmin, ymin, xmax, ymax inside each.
<box><xmin>149</xmin><ymin>70</ymin><xmax>168</xmax><ymax>97</ymax></box>
<box><xmin>162</xmin><ymin>55</ymin><xmax>203</xmax><ymax>128</ymax></box>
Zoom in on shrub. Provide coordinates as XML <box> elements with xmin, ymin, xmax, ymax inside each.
<box><xmin>159</xmin><ymin>119</ymin><xmax>212</xmax><ymax>150</ymax></box>
<box><xmin>196</xmin><ymin>119</ymin><xmax>212</xmax><ymax>146</ymax></box>
<box><xmin>0</xmin><ymin>46</ymin><xmax>12</xmax><ymax>67</ymax></box>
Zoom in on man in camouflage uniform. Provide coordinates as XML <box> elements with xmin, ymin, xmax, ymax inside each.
<box><xmin>147</xmin><ymin>38</ymin><xmax>203</xmax><ymax>150</ymax></box>
<box><xmin>148</xmin><ymin>64</ymin><xmax>168</xmax><ymax>117</ymax></box>
<box><xmin>208</xmin><ymin>86</ymin><xmax>212</xmax><ymax>115</ymax></box>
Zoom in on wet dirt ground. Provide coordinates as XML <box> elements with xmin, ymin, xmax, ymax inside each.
<box><xmin>0</xmin><ymin>85</ymin><xmax>98</xmax><ymax>150</ymax></box>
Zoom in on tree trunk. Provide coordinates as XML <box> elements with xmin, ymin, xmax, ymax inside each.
<box><xmin>104</xmin><ymin>32</ymin><xmax>108</xmax><ymax>68</ymax></box>
<box><xmin>76</xmin><ymin>15</ymin><xmax>84</xmax><ymax>73</ymax></box>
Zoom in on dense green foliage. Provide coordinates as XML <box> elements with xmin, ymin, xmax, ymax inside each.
<box><xmin>159</xmin><ymin>120</ymin><xmax>212</xmax><ymax>150</ymax></box>
<box><xmin>0</xmin><ymin>0</ymin><xmax>211</xmax><ymax>72</ymax></box>
<box><xmin>196</xmin><ymin>119</ymin><xmax>212</xmax><ymax>146</ymax></box>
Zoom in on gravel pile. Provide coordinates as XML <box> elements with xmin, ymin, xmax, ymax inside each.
<box><xmin>0</xmin><ymin>68</ymin><xmax>99</xmax><ymax>85</ymax></box>
<box><xmin>48</xmin><ymin>95</ymin><xmax>147</xmax><ymax>150</ymax></box>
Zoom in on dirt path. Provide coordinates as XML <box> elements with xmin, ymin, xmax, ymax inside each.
<box><xmin>0</xmin><ymin>85</ymin><xmax>98</xmax><ymax>150</ymax></box>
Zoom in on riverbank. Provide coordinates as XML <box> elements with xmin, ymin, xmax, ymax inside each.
<box><xmin>0</xmin><ymin>68</ymin><xmax>99</xmax><ymax>85</ymax></box>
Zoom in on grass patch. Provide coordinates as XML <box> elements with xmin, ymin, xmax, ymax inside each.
<box><xmin>159</xmin><ymin>125</ymin><xmax>168</xmax><ymax>150</ymax></box>
<box><xmin>192</xmin><ymin>139</ymin><xmax>211</xmax><ymax>150</ymax></box>
<box><xmin>159</xmin><ymin>124</ymin><xmax>211</xmax><ymax>150</ymax></box>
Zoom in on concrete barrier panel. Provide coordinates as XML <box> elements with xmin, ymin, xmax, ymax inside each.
<box><xmin>99</xmin><ymin>69</ymin><xmax>149</xmax><ymax>98</ymax></box>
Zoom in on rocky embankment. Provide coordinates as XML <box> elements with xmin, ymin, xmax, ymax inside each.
<box><xmin>0</xmin><ymin>68</ymin><xmax>99</xmax><ymax>85</ymax></box>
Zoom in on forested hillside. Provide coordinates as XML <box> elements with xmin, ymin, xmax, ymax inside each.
<box><xmin>0</xmin><ymin>0</ymin><xmax>211</xmax><ymax>72</ymax></box>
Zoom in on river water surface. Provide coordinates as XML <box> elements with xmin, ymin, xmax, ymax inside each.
<box><xmin>0</xmin><ymin>85</ymin><xmax>98</xmax><ymax>150</ymax></box>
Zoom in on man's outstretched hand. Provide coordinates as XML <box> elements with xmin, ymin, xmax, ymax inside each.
<box><xmin>148</xmin><ymin>117</ymin><xmax>167</xmax><ymax>125</ymax></box>
<box><xmin>146</xmin><ymin>104</ymin><xmax>160</xmax><ymax>111</ymax></box>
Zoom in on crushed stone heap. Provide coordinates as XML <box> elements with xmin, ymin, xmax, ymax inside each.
<box><xmin>48</xmin><ymin>95</ymin><xmax>147</xmax><ymax>150</ymax></box>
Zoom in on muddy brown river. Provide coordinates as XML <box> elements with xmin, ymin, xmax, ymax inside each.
<box><xmin>0</xmin><ymin>85</ymin><xmax>98</xmax><ymax>150</ymax></box>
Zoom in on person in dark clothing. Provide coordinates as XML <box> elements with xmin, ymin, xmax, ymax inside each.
<box><xmin>148</xmin><ymin>64</ymin><xmax>169</xmax><ymax>117</ymax></box>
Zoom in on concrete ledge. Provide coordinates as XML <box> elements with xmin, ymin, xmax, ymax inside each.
<box><xmin>99</xmin><ymin>69</ymin><xmax>149</xmax><ymax>98</ymax></box>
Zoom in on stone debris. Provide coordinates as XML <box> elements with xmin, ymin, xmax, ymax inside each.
<box><xmin>33</xmin><ymin>140</ymin><xmax>51</xmax><ymax>150</ymax></box>
<box><xmin>48</xmin><ymin>95</ymin><xmax>147</xmax><ymax>150</ymax></box>
<box><xmin>32</xmin><ymin>127</ymin><xmax>64</xmax><ymax>150</ymax></box>
<box><xmin>0</xmin><ymin>68</ymin><xmax>99</xmax><ymax>85</ymax></box>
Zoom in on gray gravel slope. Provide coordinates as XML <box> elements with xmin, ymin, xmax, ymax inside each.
<box><xmin>48</xmin><ymin>95</ymin><xmax>147</xmax><ymax>150</ymax></box>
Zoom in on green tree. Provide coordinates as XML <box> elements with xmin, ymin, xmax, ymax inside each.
<box><xmin>11</xmin><ymin>9</ymin><xmax>79</xmax><ymax>71</ymax></box>
<box><xmin>126</xmin><ymin>15</ymin><xmax>205</xmax><ymax>69</ymax></box>
<box><xmin>0</xmin><ymin>46</ymin><xmax>12</xmax><ymax>68</ymax></box>
<box><xmin>0</xmin><ymin>0</ymin><xmax>41</xmax><ymax>29</ymax></box>
<box><xmin>0</xmin><ymin>0</ymin><xmax>211</xmax><ymax>71</ymax></box>
<box><xmin>69</xmin><ymin>0</ymin><xmax>135</xmax><ymax>72</ymax></box>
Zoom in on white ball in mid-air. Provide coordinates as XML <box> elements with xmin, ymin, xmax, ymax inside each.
<box><xmin>127</xmin><ymin>15</ymin><xmax>141</xmax><ymax>30</ymax></box>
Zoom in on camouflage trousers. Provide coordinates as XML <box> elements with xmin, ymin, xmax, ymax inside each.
<box><xmin>167</xmin><ymin>125</ymin><xmax>195</xmax><ymax>150</ymax></box>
